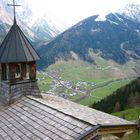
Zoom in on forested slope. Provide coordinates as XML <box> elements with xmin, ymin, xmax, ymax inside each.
<box><xmin>92</xmin><ymin>77</ymin><xmax>140</xmax><ymax>113</ymax></box>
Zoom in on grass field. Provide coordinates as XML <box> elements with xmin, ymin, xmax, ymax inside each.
<box><xmin>113</xmin><ymin>107</ymin><xmax>140</xmax><ymax>140</ymax></box>
<box><xmin>47</xmin><ymin>59</ymin><xmax>139</xmax><ymax>82</ymax></box>
<box><xmin>38</xmin><ymin>59</ymin><xmax>140</xmax><ymax>106</ymax></box>
<box><xmin>37</xmin><ymin>72</ymin><xmax>53</xmax><ymax>91</ymax></box>
<box><xmin>120</xmin><ymin>131</ymin><xmax>140</xmax><ymax>140</ymax></box>
<box><xmin>47</xmin><ymin>60</ymin><xmax>113</xmax><ymax>83</ymax></box>
<box><xmin>79</xmin><ymin>79</ymin><xmax>130</xmax><ymax>106</ymax></box>
<box><xmin>113</xmin><ymin>107</ymin><xmax>140</xmax><ymax>121</ymax></box>
<box><xmin>91</xmin><ymin>79</ymin><xmax>130</xmax><ymax>98</ymax></box>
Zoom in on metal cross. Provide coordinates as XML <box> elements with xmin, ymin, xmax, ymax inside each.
<box><xmin>8</xmin><ymin>0</ymin><xmax>20</xmax><ymax>24</ymax></box>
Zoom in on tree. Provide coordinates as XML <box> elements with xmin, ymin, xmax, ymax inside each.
<box><xmin>113</xmin><ymin>101</ymin><xmax>120</xmax><ymax>112</ymax></box>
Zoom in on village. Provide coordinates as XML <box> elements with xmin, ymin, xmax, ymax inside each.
<box><xmin>37</xmin><ymin>71</ymin><xmax>96</xmax><ymax>99</ymax></box>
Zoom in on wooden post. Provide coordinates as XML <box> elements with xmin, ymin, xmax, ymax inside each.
<box><xmin>1</xmin><ymin>64</ymin><xmax>7</xmax><ymax>80</ymax></box>
<box><xmin>21</xmin><ymin>63</ymin><xmax>26</xmax><ymax>80</ymax></box>
<box><xmin>29</xmin><ymin>62</ymin><xmax>36</xmax><ymax>80</ymax></box>
<box><xmin>0</xmin><ymin>64</ymin><xmax>1</xmax><ymax>81</ymax></box>
<box><xmin>9</xmin><ymin>64</ymin><xmax>16</xmax><ymax>83</ymax></box>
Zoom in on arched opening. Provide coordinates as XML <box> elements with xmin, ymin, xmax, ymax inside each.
<box><xmin>15</xmin><ymin>64</ymin><xmax>21</xmax><ymax>79</ymax></box>
<box><xmin>0</xmin><ymin>61</ymin><xmax>37</xmax><ymax>83</ymax></box>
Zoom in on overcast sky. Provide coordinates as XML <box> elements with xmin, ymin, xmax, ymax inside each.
<box><xmin>27</xmin><ymin>0</ymin><xmax>140</xmax><ymax>27</ymax></box>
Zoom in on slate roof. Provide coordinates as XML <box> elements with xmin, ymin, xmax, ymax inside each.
<box><xmin>0</xmin><ymin>95</ymin><xmax>135</xmax><ymax>140</ymax></box>
<box><xmin>0</xmin><ymin>23</ymin><xmax>40</xmax><ymax>63</ymax></box>
<box><xmin>30</xmin><ymin>95</ymin><xmax>134</xmax><ymax>126</ymax></box>
<box><xmin>0</xmin><ymin>97</ymin><xmax>93</xmax><ymax>140</ymax></box>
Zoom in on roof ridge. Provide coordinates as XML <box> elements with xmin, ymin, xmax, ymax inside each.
<box><xmin>27</xmin><ymin>95</ymin><xmax>135</xmax><ymax>126</ymax></box>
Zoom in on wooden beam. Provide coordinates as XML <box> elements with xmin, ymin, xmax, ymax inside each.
<box><xmin>1</xmin><ymin>64</ymin><xmax>7</xmax><ymax>80</ymax></box>
<box><xmin>21</xmin><ymin>63</ymin><xmax>26</xmax><ymax>80</ymax></box>
<box><xmin>77</xmin><ymin>124</ymin><xmax>137</xmax><ymax>140</ymax></box>
<box><xmin>8</xmin><ymin>63</ymin><xmax>16</xmax><ymax>83</ymax></box>
<box><xmin>112</xmin><ymin>132</ymin><xmax>125</xmax><ymax>138</ymax></box>
<box><xmin>29</xmin><ymin>62</ymin><xmax>36</xmax><ymax>80</ymax></box>
<box><xmin>98</xmin><ymin>125</ymin><xmax>137</xmax><ymax>136</ymax></box>
<box><xmin>76</xmin><ymin>125</ymin><xmax>100</xmax><ymax>140</ymax></box>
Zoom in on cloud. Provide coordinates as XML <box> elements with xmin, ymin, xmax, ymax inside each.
<box><xmin>26</xmin><ymin>0</ymin><xmax>140</xmax><ymax>27</ymax></box>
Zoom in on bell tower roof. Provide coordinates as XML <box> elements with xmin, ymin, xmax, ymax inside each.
<box><xmin>0</xmin><ymin>0</ymin><xmax>40</xmax><ymax>63</ymax></box>
<box><xmin>0</xmin><ymin>24</ymin><xmax>40</xmax><ymax>63</ymax></box>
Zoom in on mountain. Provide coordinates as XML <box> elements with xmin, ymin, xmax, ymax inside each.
<box><xmin>37</xmin><ymin>4</ymin><xmax>140</xmax><ymax>70</ymax></box>
<box><xmin>0</xmin><ymin>0</ymin><xmax>60</xmax><ymax>44</ymax></box>
<box><xmin>121</xmin><ymin>4</ymin><xmax>140</xmax><ymax>23</ymax></box>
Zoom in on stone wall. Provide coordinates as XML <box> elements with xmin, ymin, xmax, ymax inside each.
<box><xmin>0</xmin><ymin>81</ymin><xmax>41</xmax><ymax>105</ymax></box>
<box><xmin>0</xmin><ymin>82</ymin><xmax>10</xmax><ymax>105</ymax></box>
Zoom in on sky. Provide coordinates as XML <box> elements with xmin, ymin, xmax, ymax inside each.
<box><xmin>27</xmin><ymin>0</ymin><xmax>140</xmax><ymax>28</ymax></box>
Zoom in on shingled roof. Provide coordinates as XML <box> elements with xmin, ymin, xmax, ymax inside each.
<box><xmin>0</xmin><ymin>95</ymin><xmax>136</xmax><ymax>140</ymax></box>
<box><xmin>30</xmin><ymin>95</ymin><xmax>134</xmax><ymax>126</ymax></box>
<box><xmin>0</xmin><ymin>97</ymin><xmax>94</xmax><ymax>140</ymax></box>
<box><xmin>0</xmin><ymin>23</ymin><xmax>40</xmax><ymax>63</ymax></box>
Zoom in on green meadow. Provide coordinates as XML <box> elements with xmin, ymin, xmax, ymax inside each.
<box><xmin>37</xmin><ymin>58</ymin><xmax>140</xmax><ymax>106</ymax></box>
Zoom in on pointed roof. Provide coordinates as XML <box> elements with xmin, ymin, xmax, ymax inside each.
<box><xmin>0</xmin><ymin>23</ymin><xmax>40</xmax><ymax>63</ymax></box>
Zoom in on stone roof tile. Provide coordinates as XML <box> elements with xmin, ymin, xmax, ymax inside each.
<box><xmin>0</xmin><ymin>97</ymin><xmax>93</xmax><ymax>140</ymax></box>
<box><xmin>30</xmin><ymin>94</ymin><xmax>133</xmax><ymax>126</ymax></box>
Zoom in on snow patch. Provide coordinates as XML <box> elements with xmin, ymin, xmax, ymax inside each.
<box><xmin>114</xmin><ymin>13</ymin><xmax>124</xmax><ymax>23</ymax></box>
<box><xmin>119</xmin><ymin>4</ymin><xmax>140</xmax><ymax>23</ymax></box>
<box><xmin>135</xmin><ymin>29</ymin><xmax>140</xmax><ymax>36</ymax></box>
<box><xmin>91</xmin><ymin>28</ymin><xmax>101</xmax><ymax>33</ymax></box>
<box><xmin>95</xmin><ymin>15</ymin><xmax>106</xmax><ymax>21</ymax></box>
<box><xmin>108</xmin><ymin>20</ymin><xmax>119</xmax><ymax>25</ymax></box>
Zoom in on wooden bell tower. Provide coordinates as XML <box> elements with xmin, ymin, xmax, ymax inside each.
<box><xmin>0</xmin><ymin>0</ymin><xmax>41</xmax><ymax>105</ymax></box>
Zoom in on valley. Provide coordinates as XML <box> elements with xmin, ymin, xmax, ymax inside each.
<box><xmin>37</xmin><ymin>58</ymin><xmax>140</xmax><ymax>106</ymax></box>
<box><xmin>0</xmin><ymin>1</ymin><xmax>140</xmax><ymax>140</ymax></box>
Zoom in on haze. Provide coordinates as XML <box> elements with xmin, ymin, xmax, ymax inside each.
<box><xmin>27</xmin><ymin>0</ymin><xmax>140</xmax><ymax>28</ymax></box>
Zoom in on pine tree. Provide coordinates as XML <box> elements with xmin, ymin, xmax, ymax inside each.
<box><xmin>113</xmin><ymin>101</ymin><xmax>120</xmax><ymax>112</ymax></box>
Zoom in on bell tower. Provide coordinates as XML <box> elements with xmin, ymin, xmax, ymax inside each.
<box><xmin>0</xmin><ymin>0</ymin><xmax>41</xmax><ymax>105</ymax></box>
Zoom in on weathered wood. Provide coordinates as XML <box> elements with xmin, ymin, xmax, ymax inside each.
<box><xmin>29</xmin><ymin>62</ymin><xmax>36</xmax><ymax>80</ymax></box>
<box><xmin>8</xmin><ymin>63</ymin><xmax>16</xmax><ymax>83</ymax></box>
<box><xmin>21</xmin><ymin>63</ymin><xmax>26</xmax><ymax>80</ymax></box>
<box><xmin>98</xmin><ymin>125</ymin><xmax>137</xmax><ymax>138</ymax></box>
<box><xmin>76</xmin><ymin>124</ymin><xmax>136</xmax><ymax>140</ymax></box>
<box><xmin>0</xmin><ymin>64</ymin><xmax>1</xmax><ymax>81</ymax></box>
<box><xmin>76</xmin><ymin>125</ymin><xmax>100</xmax><ymax>140</ymax></box>
<box><xmin>112</xmin><ymin>132</ymin><xmax>125</xmax><ymax>138</ymax></box>
<box><xmin>1</xmin><ymin>64</ymin><xmax>7</xmax><ymax>80</ymax></box>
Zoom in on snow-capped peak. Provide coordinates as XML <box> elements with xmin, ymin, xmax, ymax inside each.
<box><xmin>95</xmin><ymin>15</ymin><xmax>106</xmax><ymax>21</ymax></box>
<box><xmin>119</xmin><ymin>4</ymin><xmax>140</xmax><ymax>23</ymax></box>
<box><xmin>0</xmin><ymin>0</ymin><xmax>62</xmax><ymax>42</ymax></box>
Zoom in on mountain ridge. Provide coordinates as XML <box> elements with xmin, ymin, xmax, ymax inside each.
<box><xmin>37</xmin><ymin>4</ymin><xmax>140</xmax><ymax>69</ymax></box>
<box><xmin>0</xmin><ymin>0</ymin><xmax>61</xmax><ymax>44</ymax></box>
